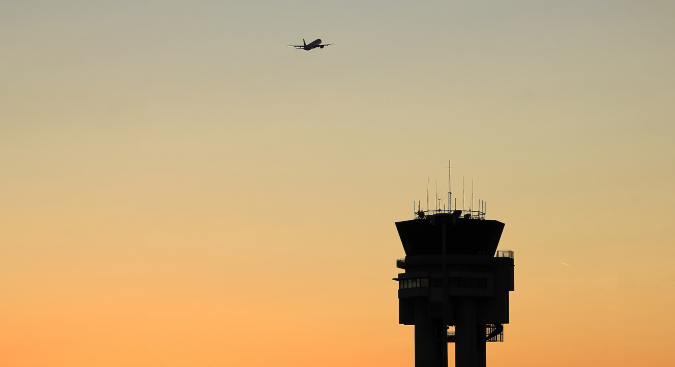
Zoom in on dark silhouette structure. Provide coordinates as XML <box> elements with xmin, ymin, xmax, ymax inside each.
<box><xmin>394</xmin><ymin>206</ymin><xmax>514</xmax><ymax>367</ymax></box>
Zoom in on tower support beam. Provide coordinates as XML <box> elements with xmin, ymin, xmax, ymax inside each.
<box><xmin>455</xmin><ymin>298</ymin><xmax>482</xmax><ymax>367</ymax></box>
<box><xmin>414</xmin><ymin>298</ymin><xmax>446</xmax><ymax>367</ymax></box>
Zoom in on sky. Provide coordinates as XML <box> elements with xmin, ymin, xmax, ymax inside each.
<box><xmin>1</xmin><ymin>0</ymin><xmax>675</xmax><ymax>366</ymax></box>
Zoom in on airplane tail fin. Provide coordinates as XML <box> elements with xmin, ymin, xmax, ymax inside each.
<box><xmin>303</xmin><ymin>39</ymin><xmax>306</xmax><ymax>47</ymax></box>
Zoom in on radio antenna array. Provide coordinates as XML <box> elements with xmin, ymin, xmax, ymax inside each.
<box><xmin>412</xmin><ymin>161</ymin><xmax>488</xmax><ymax>219</ymax></box>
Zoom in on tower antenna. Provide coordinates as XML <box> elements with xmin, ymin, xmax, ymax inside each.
<box><xmin>462</xmin><ymin>177</ymin><xmax>465</xmax><ymax>211</ymax></box>
<box><xmin>448</xmin><ymin>160</ymin><xmax>452</xmax><ymax>212</ymax></box>
<box><xmin>426</xmin><ymin>178</ymin><xmax>429</xmax><ymax>213</ymax></box>
<box><xmin>472</xmin><ymin>180</ymin><xmax>474</xmax><ymax>215</ymax></box>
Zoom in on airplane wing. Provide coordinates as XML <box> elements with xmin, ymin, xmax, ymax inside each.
<box><xmin>287</xmin><ymin>45</ymin><xmax>304</xmax><ymax>48</ymax></box>
<box><xmin>323</xmin><ymin>43</ymin><xmax>334</xmax><ymax>46</ymax></box>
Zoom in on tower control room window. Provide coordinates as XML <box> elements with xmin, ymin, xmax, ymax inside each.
<box><xmin>399</xmin><ymin>278</ymin><xmax>429</xmax><ymax>289</ymax></box>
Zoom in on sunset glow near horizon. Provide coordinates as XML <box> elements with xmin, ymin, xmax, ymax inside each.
<box><xmin>2</xmin><ymin>1</ymin><xmax>675</xmax><ymax>366</ymax></box>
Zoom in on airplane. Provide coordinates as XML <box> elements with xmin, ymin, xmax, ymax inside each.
<box><xmin>288</xmin><ymin>39</ymin><xmax>334</xmax><ymax>51</ymax></box>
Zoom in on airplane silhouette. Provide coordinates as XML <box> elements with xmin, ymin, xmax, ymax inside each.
<box><xmin>288</xmin><ymin>39</ymin><xmax>334</xmax><ymax>51</ymax></box>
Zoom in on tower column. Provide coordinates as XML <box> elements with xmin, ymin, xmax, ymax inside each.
<box><xmin>455</xmin><ymin>298</ymin><xmax>479</xmax><ymax>367</ymax></box>
<box><xmin>476</xmin><ymin>324</ymin><xmax>486</xmax><ymax>367</ymax></box>
<box><xmin>414</xmin><ymin>298</ymin><xmax>445</xmax><ymax>367</ymax></box>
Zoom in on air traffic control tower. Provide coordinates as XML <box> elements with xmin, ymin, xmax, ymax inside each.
<box><xmin>394</xmin><ymin>194</ymin><xmax>514</xmax><ymax>367</ymax></box>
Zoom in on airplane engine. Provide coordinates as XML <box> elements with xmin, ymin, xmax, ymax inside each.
<box><xmin>320</xmin><ymin>45</ymin><xmax>324</xmax><ymax>49</ymax></box>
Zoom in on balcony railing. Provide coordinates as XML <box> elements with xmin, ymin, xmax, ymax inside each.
<box><xmin>446</xmin><ymin>326</ymin><xmax>503</xmax><ymax>342</ymax></box>
<box><xmin>495</xmin><ymin>250</ymin><xmax>514</xmax><ymax>259</ymax></box>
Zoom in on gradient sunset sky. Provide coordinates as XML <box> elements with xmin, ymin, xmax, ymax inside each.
<box><xmin>2</xmin><ymin>1</ymin><xmax>675</xmax><ymax>366</ymax></box>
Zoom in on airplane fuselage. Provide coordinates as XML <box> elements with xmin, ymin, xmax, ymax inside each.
<box><xmin>304</xmin><ymin>39</ymin><xmax>324</xmax><ymax>50</ymax></box>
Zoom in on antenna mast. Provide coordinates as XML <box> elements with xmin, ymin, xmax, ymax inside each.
<box><xmin>462</xmin><ymin>177</ymin><xmax>465</xmax><ymax>211</ymax></box>
<box><xmin>426</xmin><ymin>178</ymin><xmax>429</xmax><ymax>213</ymax></box>
<box><xmin>448</xmin><ymin>160</ymin><xmax>452</xmax><ymax>212</ymax></box>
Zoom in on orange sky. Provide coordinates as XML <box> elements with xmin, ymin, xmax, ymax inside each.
<box><xmin>2</xmin><ymin>1</ymin><xmax>675</xmax><ymax>366</ymax></box>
